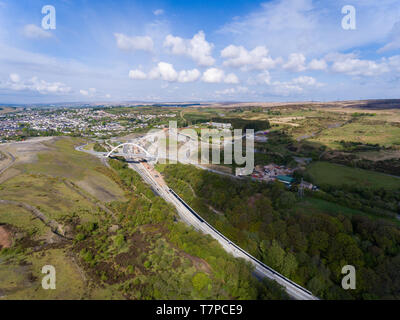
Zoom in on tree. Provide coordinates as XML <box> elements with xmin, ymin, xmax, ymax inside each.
<box><xmin>282</xmin><ymin>252</ymin><xmax>298</xmax><ymax>278</ymax></box>
<box><xmin>192</xmin><ymin>272</ymin><xmax>210</xmax><ymax>292</ymax></box>
<box><xmin>266</xmin><ymin>240</ymin><xmax>285</xmax><ymax>270</ymax></box>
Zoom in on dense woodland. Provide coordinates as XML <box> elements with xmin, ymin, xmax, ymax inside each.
<box><xmin>158</xmin><ymin>163</ymin><xmax>400</xmax><ymax>299</ymax></box>
<box><xmin>211</xmin><ymin>117</ymin><xmax>271</xmax><ymax>131</ymax></box>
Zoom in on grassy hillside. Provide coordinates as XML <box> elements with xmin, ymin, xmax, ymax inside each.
<box><xmin>310</xmin><ymin>121</ymin><xmax>400</xmax><ymax>149</ymax></box>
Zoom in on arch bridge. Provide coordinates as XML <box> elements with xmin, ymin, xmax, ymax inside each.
<box><xmin>106</xmin><ymin>143</ymin><xmax>156</xmax><ymax>161</ymax></box>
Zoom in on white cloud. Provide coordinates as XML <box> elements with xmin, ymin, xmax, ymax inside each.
<box><xmin>22</xmin><ymin>24</ymin><xmax>52</xmax><ymax>39</ymax></box>
<box><xmin>177</xmin><ymin>69</ymin><xmax>201</xmax><ymax>83</ymax></box>
<box><xmin>80</xmin><ymin>88</ymin><xmax>96</xmax><ymax>97</ymax></box>
<box><xmin>221</xmin><ymin>45</ymin><xmax>326</xmax><ymax>74</ymax></box>
<box><xmin>388</xmin><ymin>55</ymin><xmax>400</xmax><ymax>71</ymax></box>
<box><xmin>215</xmin><ymin>86</ymin><xmax>249</xmax><ymax>95</ymax></box>
<box><xmin>9</xmin><ymin>73</ymin><xmax>20</xmax><ymax>83</ymax></box>
<box><xmin>253</xmin><ymin>70</ymin><xmax>272</xmax><ymax>85</ymax></box>
<box><xmin>308</xmin><ymin>58</ymin><xmax>327</xmax><ymax>71</ymax></box>
<box><xmin>215</xmin><ymin>88</ymin><xmax>236</xmax><ymax>95</ymax></box>
<box><xmin>201</xmin><ymin>68</ymin><xmax>239</xmax><ymax>84</ymax></box>
<box><xmin>0</xmin><ymin>74</ymin><xmax>71</xmax><ymax>94</ymax></box>
<box><xmin>266</xmin><ymin>75</ymin><xmax>323</xmax><ymax>96</ymax></box>
<box><xmin>153</xmin><ymin>9</ymin><xmax>164</xmax><ymax>16</ymax></box>
<box><xmin>164</xmin><ymin>31</ymin><xmax>215</xmax><ymax>66</ymax></box>
<box><xmin>201</xmin><ymin>68</ymin><xmax>223</xmax><ymax>83</ymax></box>
<box><xmin>224</xmin><ymin>73</ymin><xmax>239</xmax><ymax>84</ymax></box>
<box><xmin>114</xmin><ymin>33</ymin><xmax>154</xmax><ymax>52</ymax></box>
<box><xmin>152</xmin><ymin>62</ymin><xmax>178</xmax><ymax>82</ymax></box>
<box><xmin>221</xmin><ymin>45</ymin><xmax>281</xmax><ymax>70</ymax></box>
<box><xmin>129</xmin><ymin>69</ymin><xmax>147</xmax><ymax>80</ymax></box>
<box><xmin>291</xmin><ymin>76</ymin><xmax>322</xmax><ymax>87</ymax></box>
<box><xmin>330</xmin><ymin>55</ymin><xmax>389</xmax><ymax>77</ymax></box>
<box><xmin>219</xmin><ymin>0</ymin><xmax>400</xmax><ymax>57</ymax></box>
<box><xmin>129</xmin><ymin>62</ymin><xmax>201</xmax><ymax>83</ymax></box>
<box><xmin>283</xmin><ymin>53</ymin><xmax>306</xmax><ymax>72</ymax></box>
<box><xmin>270</xmin><ymin>82</ymin><xmax>304</xmax><ymax>95</ymax></box>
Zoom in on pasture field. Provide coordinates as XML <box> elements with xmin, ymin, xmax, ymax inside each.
<box><xmin>0</xmin><ymin>174</ymin><xmax>100</xmax><ymax>221</ymax></box>
<box><xmin>305</xmin><ymin>161</ymin><xmax>400</xmax><ymax>190</ymax></box>
<box><xmin>309</xmin><ymin>120</ymin><xmax>400</xmax><ymax>149</ymax></box>
<box><xmin>297</xmin><ymin>197</ymin><xmax>400</xmax><ymax>225</ymax></box>
<box><xmin>0</xmin><ymin>137</ymin><xmax>126</xmax><ymax>227</ymax></box>
<box><xmin>15</xmin><ymin>137</ymin><xmax>126</xmax><ymax>202</ymax></box>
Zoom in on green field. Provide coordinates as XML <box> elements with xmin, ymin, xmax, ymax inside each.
<box><xmin>305</xmin><ymin>161</ymin><xmax>400</xmax><ymax>190</ymax></box>
<box><xmin>297</xmin><ymin>197</ymin><xmax>400</xmax><ymax>225</ymax></box>
<box><xmin>310</xmin><ymin>121</ymin><xmax>400</xmax><ymax>148</ymax></box>
<box><xmin>18</xmin><ymin>138</ymin><xmax>125</xmax><ymax>202</ymax></box>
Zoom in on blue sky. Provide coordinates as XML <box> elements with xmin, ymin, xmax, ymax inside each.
<box><xmin>0</xmin><ymin>0</ymin><xmax>400</xmax><ymax>103</ymax></box>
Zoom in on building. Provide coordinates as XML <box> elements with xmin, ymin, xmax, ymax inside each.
<box><xmin>276</xmin><ymin>175</ymin><xmax>295</xmax><ymax>185</ymax></box>
<box><xmin>237</xmin><ymin>167</ymin><xmax>251</xmax><ymax>176</ymax></box>
<box><xmin>300</xmin><ymin>180</ymin><xmax>314</xmax><ymax>190</ymax></box>
<box><xmin>207</xmin><ymin>122</ymin><xmax>232</xmax><ymax>129</ymax></box>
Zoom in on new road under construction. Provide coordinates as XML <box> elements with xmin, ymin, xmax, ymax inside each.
<box><xmin>78</xmin><ymin>141</ymin><xmax>318</xmax><ymax>300</ymax></box>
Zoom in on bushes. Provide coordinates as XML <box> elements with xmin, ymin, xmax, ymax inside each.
<box><xmin>75</xmin><ymin>233</ymin><xmax>86</xmax><ymax>241</ymax></box>
<box><xmin>211</xmin><ymin>117</ymin><xmax>271</xmax><ymax>131</ymax></box>
<box><xmin>192</xmin><ymin>272</ymin><xmax>211</xmax><ymax>292</ymax></box>
<box><xmin>80</xmin><ymin>249</ymin><xmax>96</xmax><ymax>266</ymax></box>
<box><xmin>114</xmin><ymin>233</ymin><xmax>126</xmax><ymax>250</ymax></box>
<box><xmin>93</xmin><ymin>142</ymin><xmax>107</xmax><ymax>152</ymax></box>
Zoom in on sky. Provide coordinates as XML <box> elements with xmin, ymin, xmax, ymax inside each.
<box><xmin>0</xmin><ymin>0</ymin><xmax>400</xmax><ymax>104</ymax></box>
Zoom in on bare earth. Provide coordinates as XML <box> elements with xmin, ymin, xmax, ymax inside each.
<box><xmin>0</xmin><ymin>225</ymin><xmax>12</xmax><ymax>248</ymax></box>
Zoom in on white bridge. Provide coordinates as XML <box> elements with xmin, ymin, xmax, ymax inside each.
<box><xmin>106</xmin><ymin>143</ymin><xmax>156</xmax><ymax>161</ymax></box>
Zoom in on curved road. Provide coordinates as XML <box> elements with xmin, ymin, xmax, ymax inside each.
<box><xmin>77</xmin><ymin>142</ymin><xmax>318</xmax><ymax>300</ymax></box>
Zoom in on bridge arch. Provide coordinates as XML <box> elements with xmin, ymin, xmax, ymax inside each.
<box><xmin>106</xmin><ymin>143</ymin><xmax>154</xmax><ymax>159</ymax></box>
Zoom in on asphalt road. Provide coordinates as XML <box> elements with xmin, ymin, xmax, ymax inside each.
<box><xmin>77</xmin><ymin>142</ymin><xmax>318</xmax><ymax>300</ymax></box>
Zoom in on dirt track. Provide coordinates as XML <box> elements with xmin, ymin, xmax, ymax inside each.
<box><xmin>0</xmin><ymin>199</ymin><xmax>72</xmax><ymax>240</ymax></box>
<box><xmin>0</xmin><ymin>151</ymin><xmax>15</xmax><ymax>175</ymax></box>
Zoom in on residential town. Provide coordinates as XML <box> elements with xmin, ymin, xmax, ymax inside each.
<box><xmin>0</xmin><ymin>107</ymin><xmax>177</xmax><ymax>141</ymax></box>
